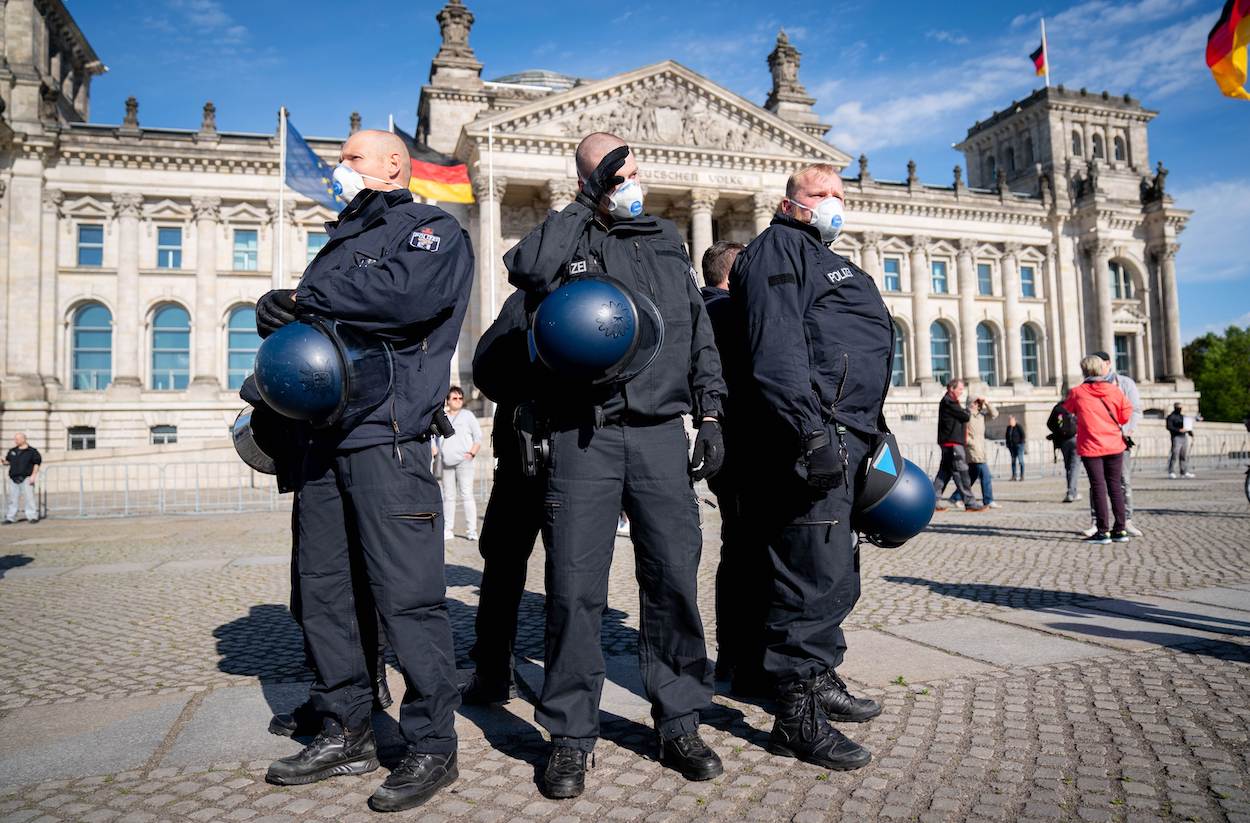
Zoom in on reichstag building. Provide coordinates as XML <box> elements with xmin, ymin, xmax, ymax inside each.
<box><xmin>0</xmin><ymin>0</ymin><xmax>1196</xmax><ymax>458</ymax></box>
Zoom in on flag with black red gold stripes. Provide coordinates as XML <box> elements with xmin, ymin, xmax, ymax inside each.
<box><xmin>1207</xmin><ymin>0</ymin><xmax>1250</xmax><ymax>99</ymax></box>
<box><xmin>392</xmin><ymin>124</ymin><xmax>474</xmax><ymax>203</ymax></box>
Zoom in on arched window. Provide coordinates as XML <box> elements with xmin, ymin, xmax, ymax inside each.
<box><xmin>891</xmin><ymin>320</ymin><xmax>907</xmax><ymax>387</ymax></box>
<box><xmin>71</xmin><ymin>303</ymin><xmax>112</xmax><ymax>390</ymax></box>
<box><xmin>930</xmin><ymin>321</ymin><xmax>953</xmax><ymax>385</ymax></box>
<box><xmin>1006</xmin><ymin>146</ymin><xmax>1016</xmax><ymax>172</ymax></box>
<box><xmin>1021</xmin><ymin>325</ymin><xmax>1040</xmax><ymax>386</ymax></box>
<box><xmin>227</xmin><ymin>306</ymin><xmax>262</xmax><ymax>390</ymax></box>
<box><xmin>1092</xmin><ymin>133</ymin><xmax>1105</xmax><ymax>159</ymax></box>
<box><xmin>151</xmin><ymin>304</ymin><xmax>190</xmax><ymax>390</ymax></box>
<box><xmin>984</xmin><ymin>154</ymin><xmax>996</xmax><ymax>183</ymax></box>
<box><xmin>1071</xmin><ymin>130</ymin><xmax>1083</xmax><ymax>156</ymax></box>
<box><xmin>976</xmin><ymin>323</ymin><xmax>998</xmax><ymax>387</ymax></box>
<box><xmin>1109</xmin><ymin>261</ymin><xmax>1134</xmax><ymax>300</ymax></box>
<box><xmin>1113</xmin><ymin>136</ymin><xmax>1126</xmax><ymax>162</ymax></box>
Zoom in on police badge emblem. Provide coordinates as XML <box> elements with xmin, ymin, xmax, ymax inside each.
<box><xmin>409</xmin><ymin>227</ymin><xmax>441</xmax><ymax>252</ymax></box>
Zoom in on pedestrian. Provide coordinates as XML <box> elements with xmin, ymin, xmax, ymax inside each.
<box><xmin>505</xmin><ymin>132</ymin><xmax>727</xmax><ymax>798</ymax></box>
<box><xmin>1081</xmin><ymin>351</ymin><xmax>1144</xmax><ymax>537</ymax></box>
<box><xmin>3</xmin><ymin>433</ymin><xmax>41</xmax><ymax>524</ymax></box>
<box><xmin>932</xmin><ymin>379</ymin><xmax>984</xmax><ymax>512</ymax></box>
<box><xmin>436</xmin><ymin>386</ymin><xmax>482</xmax><ymax>541</ymax></box>
<box><xmin>254</xmin><ymin>129</ymin><xmax>473</xmax><ymax>813</ymax></box>
<box><xmin>1064</xmin><ymin>355</ymin><xmax>1132</xmax><ymax>544</ymax></box>
<box><xmin>728</xmin><ymin>161</ymin><xmax>891</xmax><ymax>772</ymax></box>
<box><xmin>1046</xmin><ymin>398</ymin><xmax>1081</xmax><ymax>502</ymax></box>
<box><xmin>1005</xmin><ymin>415</ymin><xmax>1026</xmax><ymax>480</ymax></box>
<box><xmin>1167</xmin><ymin>402</ymin><xmax>1195</xmax><ymax>478</ymax></box>
<box><xmin>960</xmin><ymin>396</ymin><xmax>999</xmax><ymax>508</ymax></box>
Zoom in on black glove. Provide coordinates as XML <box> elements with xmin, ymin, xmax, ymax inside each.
<box><xmin>689</xmin><ymin>421</ymin><xmax>724</xmax><ymax>480</ymax></box>
<box><xmin>799</xmin><ymin>431</ymin><xmax>842</xmax><ymax>491</ymax></box>
<box><xmin>256</xmin><ymin>289</ymin><xmax>297</xmax><ymax>338</ymax></box>
<box><xmin>578</xmin><ymin>145</ymin><xmax>630</xmax><ymax>207</ymax></box>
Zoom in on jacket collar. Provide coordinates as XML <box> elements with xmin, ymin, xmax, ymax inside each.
<box><xmin>771</xmin><ymin>212</ymin><xmax>826</xmax><ymax>244</ymax></box>
<box><xmin>598</xmin><ymin>211</ymin><xmax>664</xmax><ymax>237</ymax></box>
<box><xmin>328</xmin><ymin>188</ymin><xmax>414</xmax><ymax>239</ymax></box>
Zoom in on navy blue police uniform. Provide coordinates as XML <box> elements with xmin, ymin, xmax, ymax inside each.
<box><xmin>289</xmin><ymin>188</ymin><xmax>473</xmax><ymax>753</ymax></box>
<box><xmin>505</xmin><ymin>198</ymin><xmax>726</xmax><ymax>753</ymax></box>
<box><xmin>728</xmin><ymin>211</ymin><xmax>894</xmax><ymax>686</ymax></box>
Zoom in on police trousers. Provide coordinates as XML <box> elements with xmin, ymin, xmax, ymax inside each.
<box><xmin>745</xmin><ymin>427</ymin><xmax>871</xmax><ymax>684</ymax></box>
<box><xmin>708</xmin><ymin>455</ymin><xmax>769</xmax><ymax>680</ymax></box>
<box><xmin>538</xmin><ymin>418</ymin><xmax>712</xmax><ymax>751</ymax></box>
<box><xmin>296</xmin><ymin>440</ymin><xmax>459</xmax><ymax>752</ymax></box>
<box><xmin>470</xmin><ymin>460</ymin><xmax>545</xmax><ymax>682</ymax></box>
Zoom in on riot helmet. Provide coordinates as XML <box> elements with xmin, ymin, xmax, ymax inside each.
<box><xmin>852</xmin><ymin>432</ymin><xmax>936</xmax><ymax>548</ymax></box>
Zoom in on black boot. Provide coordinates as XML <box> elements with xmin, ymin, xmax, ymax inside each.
<box><xmin>268</xmin><ymin>699</ymin><xmax>322</xmax><ymax>738</ymax></box>
<box><xmin>815</xmin><ymin>669</ymin><xmax>882</xmax><ymax>723</ymax></box>
<box><xmin>368</xmin><ymin>750</ymin><xmax>458</xmax><ymax>813</ymax></box>
<box><xmin>265</xmin><ymin>718</ymin><xmax>379</xmax><ymax>785</ymax></box>
<box><xmin>458</xmin><ymin>669</ymin><xmax>516</xmax><ymax>705</ymax></box>
<box><xmin>659</xmin><ymin>731</ymin><xmax>723</xmax><ymax>781</ymax></box>
<box><xmin>541</xmin><ymin>745</ymin><xmax>590</xmax><ymax>799</ymax></box>
<box><xmin>767</xmin><ymin>678</ymin><xmax>871</xmax><ymax>771</ymax></box>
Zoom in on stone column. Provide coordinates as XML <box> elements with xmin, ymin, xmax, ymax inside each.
<box><xmin>38</xmin><ymin>189</ymin><xmax>63</xmax><ymax>383</ymax></box>
<box><xmin>955</xmin><ymin>238</ymin><xmax>979</xmax><ymax>383</ymax></box>
<box><xmin>1132</xmin><ymin>330</ymin><xmax>1145</xmax><ymax>382</ymax></box>
<box><xmin>473</xmin><ymin>176</ymin><xmax>507</xmax><ymax>339</ymax></box>
<box><xmin>752</xmin><ymin>192</ymin><xmax>775</xmax><ymax>236</ymax></box>
<box><xmin>909</xmin><ymin>236</ymin><xmax>932</xmax><ymax>384</ymax></box>
<box><xmin>860</xmin><ymin>231</ymin><xmax>883</xmax><ymax>286</ymax></box>
<box><xmin>1090</xmin><ymin>241</ymin><xmax>1115</xmax><ymax>358</ymax></box>
<box><xmin>5</xmin><ymin>156</ymin><xmax>45</xmax><ymax>396</ymax></box>
<box><xmin>544</xmin><ymin>179</ymin><xmax>577</xmax><ymax>213</ymax></box>
<box><xmin>111</xmin><ymin>193</ymin><xmax>143</xmax><ymax>389</ymax></box>
<box><xmin>1001</xmin><ymin>242</ymin><xmax>1024</xmax><ymax>385</ymax></box>
<box><xmin>1043</xmin><ymin>246</ymin><xmax>1063</xmax><ymax>385</ymax></box>
<box><xmin>689</xmin><ymin>188</ymin><xmax>718</xmax><ymax>279</ymax></box>
<box><xmin>1155</xmin><ymin>242</ymin><xmax>1184</xmax><ymax>380</ymax></box>
<box><xmin>1139</xmin><ymin>287</ymin><xmax>1155</xmax><ymax>382</ymax></box>
<box><xmin>191</xmin><ymin>196</ymin><xmax>221</xmax><ymax>390</ymax></box>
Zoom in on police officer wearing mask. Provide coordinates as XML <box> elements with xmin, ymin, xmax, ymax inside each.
<box><xmin>729</xmin><ymin>163</ymin><xmax>894</xmax><ymax>771</ymax></box>
<box><xmin>254</xmin><ymin>130</ymin><xmax>474</xmax><ymax>814</ymax></box>
<box><xmin>504</xmin><ymin>132</ymin><xmax>727</xmax><ymax>799</ymax></box>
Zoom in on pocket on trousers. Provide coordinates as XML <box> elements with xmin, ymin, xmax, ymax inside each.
<box><xmin>386</xmin><ymin>507</ymin><xmax>441</xmax><ymax>528</ymax></box>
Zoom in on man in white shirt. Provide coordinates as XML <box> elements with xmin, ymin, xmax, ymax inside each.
<box><xmin>435</xmin><ymin>386</ymin><xmax>482</xmax><ymax>540</ymax></box>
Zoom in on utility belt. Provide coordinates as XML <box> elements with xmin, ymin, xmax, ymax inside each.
<box><xmin>513</xmin><ymin>400</ymin><xmax>681</xmax><ymax>477</ymax></box>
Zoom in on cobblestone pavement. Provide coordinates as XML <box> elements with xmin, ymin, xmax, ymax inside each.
<box><xmin>2</xmin><ymin>469</ymin><xmax>1249</xmax><ymax>821</ymax></box>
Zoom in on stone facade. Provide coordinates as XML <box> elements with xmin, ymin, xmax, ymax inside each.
<box><xmin>0</xmin><ymin>0</ymin><xmax>1196</xmax><ymax>458</ymax></box>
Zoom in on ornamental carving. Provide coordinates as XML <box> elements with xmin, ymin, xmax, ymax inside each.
<box><xmin>472</xmin><ymin>176</ymin><xmax>507</xmax><ymax>202</ymax></box>
<box><xmin>690</xmin><ymin>188</ymin><xmax>718</xmax><ymax>213</ymax></box>
<box><xmin>42</xmin><ymin>188</ymin><xmax>64</xmax><ymax>214</ymax></box>
<box><xmin>111</xmin><ymin>192</ymin><xmax>143</xmax><ymax>217</ymax></box>
<box><xmin>544</xmin><ymin>179</ymin><xmax>577</xmax><ymax>210</ymax></box>
<box><xmin>191</xmin><ymin>196</ymin><xmax>221</xmax><ymax>222</ymax></box>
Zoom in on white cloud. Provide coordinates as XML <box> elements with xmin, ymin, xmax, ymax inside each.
<box><xmin>1171</xmin><ymin>179</ymin><xmax>1250</xmax><ymax>284</ymax></box>
<box><xmin>926</xmin><ymin>30</ymin><xmax>970</xmax><ymax>46</ymax></box>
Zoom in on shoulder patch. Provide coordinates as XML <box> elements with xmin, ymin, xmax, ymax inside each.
<box><xmin>409</xmin><ymin>226</ymin><xmax>441</xmax><ymax>252</ymax></box>
<box><xmin>768</xmin><ymin>273</ymin><xmax>797</xmax><ymax>287</ymax></box>
<box><xmin>824</xmin><ymin>267</ymin><xmax>855</xmax><ymax>284</ymax></box>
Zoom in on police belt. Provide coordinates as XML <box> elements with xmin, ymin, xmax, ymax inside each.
<box><xmin>545</xmin><ymin>408</ymin><xmax>682</xmax><ymax>432</ymax></box>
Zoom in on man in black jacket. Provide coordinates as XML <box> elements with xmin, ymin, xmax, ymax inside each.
<box><xmin>254</xmin><ymin>130</ymin><xmax>473</xmax><ymax>813</ymax></box>
<box><xmin>1046</xmin><ymin>399</ymin><xmax>1081</xmax><ymax>501</ymax></box>
<box><xmin>504</xmin><ymin>132</ymin><xmax>727</xmax><ymax>799</ymax></box>
<box><xmin>932</xmin><ymin>379</ymin><xmax>983</xmax><ymax>512</ymax></box>
<box><xmin>728</xmin><ymin>163</ymin><xmax>892</xmax><ymax>772</ymax></box>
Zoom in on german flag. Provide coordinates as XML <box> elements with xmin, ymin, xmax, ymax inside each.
<box><xmin>1207</xmin><ymin>0</ymin><xmax>1250</xmax><ymax>99</ymax></box>
<box><xmin>393</xmin><ymin>124</ymin><xmax>474</xmax><ymax>203</ymax></box>
<box><xmin>1030</xmin><ymin>40</ymin><xmax>1047</xmax><ymax>77</ymax></box>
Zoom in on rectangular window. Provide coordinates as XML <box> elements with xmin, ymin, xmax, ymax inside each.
<box><xmin>233</xmin><ymin>229</ymin><xmax>258</xmax><ymax>271</ymax></box>
<box><xmin>883</xmin><ymin>257</ymin><xmax>901</xmax><ymax>291</ymax></box>
<box><xmin>1114</xmin><ymin>334</ymin><xmax>1132</xmax><ymax>378</ymax></box>
<box><xmin>156</xmin><ymin>227</ymin><xmax>182</xmax><ymax>269</ymax></box>
<box><xmin>931</xmin><ymin>260</ymin><xmax>948</xmax><ymax>294</ymax></box>
<box><xmin>307</xmin><ymin>231</ymin><xmax>329</xmax><ymax>264</ymax></box>
<box><xmin>150</xmin><ymin>425</ymin><xmax>178</xmax><ymax>445</ymax></box>
<box><xmin>77</xmin><ymin>224</ymin><xmax>104</xmax><ymax>267</ymax></box>
<box><xmin>68</xmin><ymin>426</ymin><xmax>96</xmax><ymax>451</ymax></box>
<box><xmin>977</xmin><ymin>263</ymin><xmax>993</xmax><ymax>296</ymax></box>
<box><xmin>1020</xmin><ymin>264</ymin><xmax>1037</xmax><ymax>298</ymax></box>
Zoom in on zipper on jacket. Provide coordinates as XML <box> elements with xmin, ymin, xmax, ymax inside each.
<box><xmin>834</xmin><ymin>352</ymin><xmax>850</xmax><ymax>406</ymax></box>
<box><xmin>417</xmin><ymin>338</ymin><xmax>428</xmax><ymax>372</ymax></box>
<box><xmin>391</xmin><ymin>396</ymin><xmax>403</xmax><ymax>465</ymax></box>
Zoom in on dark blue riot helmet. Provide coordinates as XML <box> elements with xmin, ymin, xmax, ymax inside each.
<box><xmin>254</xmin><ymin>318</ymin><xmax>394</xmax><ymax>429</ymax></box>
<box><xmin>852</xmin><ymin>432</ymin><xmax>936</xmax><ymax>548</ymax></box>
<box><xmin>528</xmin><ymin>275</ymin><xmax>664</xmax><ymax>384</ymax></box>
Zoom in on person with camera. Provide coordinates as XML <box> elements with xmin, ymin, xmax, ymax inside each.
<box><xmin>503</xmin><ymin>132</ymin><xmax>727</xmax><ymax>799</ymax></box>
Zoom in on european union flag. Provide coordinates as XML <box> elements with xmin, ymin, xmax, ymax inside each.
<box><xmin>285</xmin><ymin>121</ymin><xmax>344</xmax><ymax>211</ymax></box>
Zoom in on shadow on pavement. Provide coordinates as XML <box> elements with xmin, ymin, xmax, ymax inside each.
<box><xmin>1133</xmin><ymin>507</ymin><xmax>1250</xmax><ymax>520</ymax></box>
<box><xmin>213</xmin><ymin>603</ymin><xmax>310</xmax><ymax>715</ymax></box>
<box><xmin>0</xmin><ymin>554</ymin><xmax>32</xmax><ymax>579</ymax></box>
<box><xmin>924</xmin><ymin>523</ymin><xmax>1077</xmax><ymax>539</ymax></box>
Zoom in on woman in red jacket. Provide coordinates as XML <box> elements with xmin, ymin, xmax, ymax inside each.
<box><xmin>1064</xmin><ymin>355</ymin><xmax>1133</xmax><ymax>544</ymax></box>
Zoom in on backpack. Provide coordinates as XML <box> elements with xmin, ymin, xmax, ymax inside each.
<box><xmin>1047</xmin><ymin>405</ymin><xmax>1077</xmax><ymax>442</ymax></box>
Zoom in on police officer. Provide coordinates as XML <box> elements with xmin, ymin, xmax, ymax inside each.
<box><xmin>505</xmin><ymin>132</ymin><xmax>727</xmax><ymax>799</ymax></box>
<box><xmin>729</xmin><ymin>163</ymin><xmax>893</xmax><ymax>771</ymax></box>
<box><xmin>256</xmin><ymin>130</ymin><xmax>473</xmax><ymax>814</ymax></box>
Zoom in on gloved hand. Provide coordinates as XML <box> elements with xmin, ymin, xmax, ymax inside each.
<box><xmin>689</xmin><ymin>421</ymin><xmax>724</xmax><ymax>480</ymax></box>
<box><xmin>578</xmin><ymin>145</ymin><xmax>630</xmax><ymax>207</ymax></box>
<box><xmin>256</xmin><ymin>289</ymin><xmax>297</xmax><ymax>338</ymax></box>
<box><xmin>800</xmin><ymin>432</ymin><xmax>842</xmax><ymax>491</ymax></box>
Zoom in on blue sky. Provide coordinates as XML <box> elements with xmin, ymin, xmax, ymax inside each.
<box><xmin>70</xmin><ymin>0</ymin><xmax>1249</xmax><ymax>342</ymax></box>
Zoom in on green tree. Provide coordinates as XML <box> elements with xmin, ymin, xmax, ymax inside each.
<box><xmin>1183</xmin><ymin>324</ymin><xmax>1250</xmax><ymax>423</ymax></box>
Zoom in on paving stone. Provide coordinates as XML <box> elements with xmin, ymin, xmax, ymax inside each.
<box><xmin>890</xmin><ymin>616</ymin><xmax>1118</xmax><ymax>667</ymax></box>
<box><xmin>839</xmin><ymin>629</ymin><xmax>997</xmax><ymax>686</ymax></box>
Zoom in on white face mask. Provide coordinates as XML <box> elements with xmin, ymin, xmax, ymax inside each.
<box><xmin>787</xmin><ymin>195</ymin><xmax>844</xmax><ymax>243</ymax></box>
<box><xmin>331</xmin><ymin>163</ymin><xmax>398</xmax><ymax>207</ymax></box>
<box><xmin>607</xmin><ymin>179</ymin><xmax>644</xmax><ymax>220</ymax></box>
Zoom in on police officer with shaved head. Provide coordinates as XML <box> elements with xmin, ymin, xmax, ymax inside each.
<box><xmin>729</xmin><ymin>162</ymin><xmax>894</xmax><ymax>771</ymax></box>
<box><xmin>504</xmin><ymin>132</ymin><xmax>727</xmax><ymax>799</ymax></box>
<box><xmin>254</xmin><ymin>129</ymin><xmax>474</xmax><ymax>813</ymax></box>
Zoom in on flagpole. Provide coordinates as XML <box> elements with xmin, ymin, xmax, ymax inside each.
<box><xmin>276</xmin><ymin>106</ymin><xmax>286</xmax><ymax>290</ymax></box>
<box><xmin>388</xmin><ymin>113</ymin><xmax>394</xmax><ymax>133</ymax></box>
<box><xmin>1041</xmin><ymin>18</ymin><xmax>1051</xmax><ymax>88</ymax></box>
